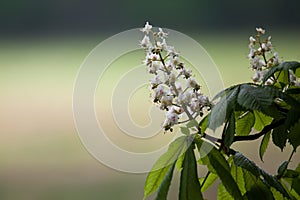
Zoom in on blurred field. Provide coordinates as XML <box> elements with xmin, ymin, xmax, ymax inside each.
<box><xmin>0</xmin><ymin>30</ymin><xmax>299</xmax><ymax>199</ymax></box>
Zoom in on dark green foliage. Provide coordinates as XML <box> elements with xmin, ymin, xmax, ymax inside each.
<box><xmin>272</xmin><ymin>125</ymin><xmax>288</xmax><ymax>151</ymax></box>
<box><xmin>143</xmin><ymin>55</ymin><xmax>300</xmax><ymax>199</ymax></box>
<box><xmin>179</xmin><ymin>144</ymin><xmax>203</xmax><ymax>200</ymax></box>
<box><xmin>259</xmin><ymin>131</ymin><xmax>271</xmax><ymax>161</ymax></box>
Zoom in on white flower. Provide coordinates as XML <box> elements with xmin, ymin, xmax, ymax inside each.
<box><xmin>265</xmin><ymin>78</ymin><xmax>274</xmax><ymax>85</ymax></box>
<box><xmin>248</xmin><ymin>48</ymin><xmax>256</xmax><ymax>59</ymax></box>
<box><xmin>166</xmin><ymin>46</ymin><xmax>178</xmax><ymax>57</ymax></box>
<box><xmin>273</xmin><ymin>52</ymin><xmax>279</xmax><ymax>65</ymax></box>
<box><xmin>252</xmin><ymin>69</ymin><xmax>266</xmax><ymax>83</ymax></box>
<box><xmin>289</xmin><ymin>70</ymin><xmax>297</xmax><ymax>82</ymax></box>
<box><xmin>177</xmin><ymin>91</ymin><xmax>195</xmax><ymax>105</ymax></box>
<box><xmin>150</xmin><ymin>53</ymin><xmax>159</xmax><ymax>61</ymax></box>
<box><xmin>256</xmin><ymin>27</ymin><xmax>265</xmax><ymax>34</ymax></box>
<box><xmin>141</xmin><ymin>21</ymin><xmax>152</xmax><ymax>35</ymax></box>
<box><xmin>152</xmin><ymin>85</ymin><xmax>166</xmax><ymax>102</ymax></box>
<box><xmin>162</xmin><ymin>106</ymin><xmax>181</xmax><ymax>130</ymax></box>
<box><xmin>140</xmin><ymin>35</ymin><xmax>151</xmax><ymax>48</ymax></box>
<box><xmin>168</xmin><ymin>71</ymin><xmax>177</xmax><ymax>84</ymax></box>
<box><xmin>150</xmin><ymin>75</ymin><xmax>162</xmax><ymax>88</ymax></box>
<box><xmin>158</xmin><ymin>28</ymin><xmax>168</xmax><ymax>39</ymax></box>
<box><xmin>250</xmin><ymin>56</ymin><xmax>265</xmax><ymax>70</ymax></box>
<box><xmin>160</xmin><ymin>95</ymin><xmax>173</xmax><ymax>110</ymax></box>
<box><xmin>198</xmin><ymin>94</ymin><xmax>209</xmax><ymax>105</ymax></box>
<box><xmin>187</xmin><ymin>77</ymin><xmax>199</xmax><ymax>89</ymax></box>
<box><xmin>181</xmin><ymin>68</ymin><xmax>192</xmax><ymax>79</ymax></box>
<box><xmin>170</xmin><ymin>82</ymin><xmax>183</xmax><ymax>95</ymax></box>
<box><xmin>148</xmin><ymin>61</ymin><xmax>161</xmax><ymax>74</ymax></box>
<box><xmin>249</xmin><ymin>36</ymin><xmax>256</xmax><ymax>43</ymax></box>
<box><xmin>189</xmin><ymin>98</ymin><xmax>200</xmax><ymax>112</ymax></box>
<box><xmin>252</xmin><ymin>70</ymin><xmax>260</xmax><ymax>83</ymax></box>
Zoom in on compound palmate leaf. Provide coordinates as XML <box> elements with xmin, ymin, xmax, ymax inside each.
<box><xmin>155</xmin><ymin>163</ymin><xmax>176</xmax><ymax>200</ymax></box>
<box><xmin>195</xmin><ymin>138</ymin><xmax>243</xmax><ymax>199</ymax></box>
<box><xmin>262</xmin><ymin>61</ymin><xmax>300</xmax><ymax>83</ymax></box>
<box><xmin>259</xmin><ymin>131</ymin><xmax>271</xmax><ymax>161</ymax></box>
<box><xmin>209</xmin><ymin>86</ymin><xmax>240</xmax><ymax>130</ymax></box>
<box><xmin>199</xmin><ymin>173</ymin><xmax>218</xmax><ymax>192</ymax></box>
<box><xmin>237</xmin><ymin>84</ymin><xmax>273</xmax><ymax>113</ymax></box>
<box><xmin>179</xmin><ymin>144</ymin><xmax>203</xmax><ymax>200</ymax></box>
<box><xmin>234</xmin><ymin>152</ymin><xmax>290</xmax><ymax>198</ymax></box>
<box><xmin>235</xmin><ymin>111</ymin><xmax>255</xmax><ymax>136</ymax></box>
<box><xmin>143</xmin><ymin>136</ymin><xmax>187</xmax><ymax>199</ymax></box>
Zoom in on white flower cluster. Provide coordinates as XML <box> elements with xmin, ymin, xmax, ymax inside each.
<box><xmin>248</xmin><ymin>28</ymin><xmax>279</xmax><ymax>84</ymax></box>
<box><xmin>140</xmin><ymin>22</ymin><xmax>211</xmax><ymax>132</ymax></box>
<box><xmin>248</xmin><ymin>28</ymin><xmax>300</xmax><ymax>86</ymax></box>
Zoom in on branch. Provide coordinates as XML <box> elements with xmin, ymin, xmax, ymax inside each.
<box><xmin>201</xmin><ymin>118</ymin><xmax>285</xmax><ymax>143</ymax></box>
<box><xmin>233</xmin><ymin>118</ymin><xmax>284</xmax><ymax>142</ymax></box>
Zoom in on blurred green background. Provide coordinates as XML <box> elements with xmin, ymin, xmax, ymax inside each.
<box><xmin>1</xmin><ymin>0</ymin><xmax>300</xmax><ymax>199</ymax></box>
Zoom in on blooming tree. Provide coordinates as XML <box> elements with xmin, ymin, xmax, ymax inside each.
<box><xmin>140</xmin><ymin>22</ymin><xmax>300</xmax><ymax>200</ymax></box>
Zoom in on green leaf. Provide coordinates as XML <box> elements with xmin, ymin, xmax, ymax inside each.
<box><xmin>277</xmin><ymin>161</ymin><xmax>289</xmax><ymax>178</ymax></box>
<box><xmin>263</xmin><ymin>61</ymin><xmax>300</xmax><ymax>83</ymax></box>
<box><xmin>186</xmin><ymin>119</ymin><xmax>198</xmax><ymax>128</ymax></box>
<box><xmin>272</xmin><ymin>125</ymin><xmax>288</xmax><ymax>151</ymax></box>
<box><xmin>288</xmin><ymin>119</ymin><xmax>300</xmax><ymax>150</ymax></box>
<box><xmin>143</xmin><ymin>136</ymin><xmax>187</xmax><ymax>199</ymax></box>
<box><xmin>175</xmin><ymin>153</ymin><xmax>185</xmax><ymax>171</ymax></box>
<box><xmin>234</xmin><ymin>152</ymin><xmax>290</xmax><ymax>198</ymax></box>
<box><xmin>237</xmin><ymin>84</ymin><xmax>273</xmax><ymax>112</ymax></box>
<box><xmin>259</xmin><ymin>131</ymin><xmax>271</xmax><ymax>161</ymax></box>
<box><xmin>270</xmin><ymin>187</ymin><xmax>287</xmax><ymax>200</ymax></box>
<box><xmin>242</xmin><ymin>168</ymin><xmax>257</xmax><ymax>190</ymax></box>
<box><xmin>195</xmin><ymin>138</ymin><xmax>243</xmax><ymax>199</ymax></box>
<box><xmin>207</xmin><ymin>151</ymin><xmax>243</xmax><ymax>199</ymax></box>
<box><xmin>283</xmin><ymin>169</ymin><xmax>300</xmax><ymax>178</ymax></box>
<box><xmin>231</xmin><ymin>162</ymin><xmax>246</xmax><ymax>195</ymax></box>
<box><xmin>180</xmin><ymin>126</ymin><xmax>190</xmax><ymax>135</ymax></box>
<box><xmin>179</xmin><ymin>144</ymin><xmax>203</xmax><ymax>200</ymax></box>
<box><xmin>243</xmin><ymin>179</ymin><xmax>275</xmax><ymax>200</ymax></box>
<box><xmin>155</xmin><ymin>163</ymin><xmax>175</xmax><ymax>200</ymax></box>
<box><xmin>235</xmin><ymin>111</ymin><xmax>255</xmax><ymax>136</ymax></box>
<box><xmin>253</xmin><ymin>110</ymin><xmax>273</xmax><ymax>132</ymax></box>
<box><xmin>199</xmin><ymin>114</ymin><xmax>209</xmax><ymax>134</ymax></box>
<box><xmin>217</xmin><ymin>183</ymin><xmax>234</xmax><ymax>200</ymax></box>
<box><xmin>209</xmin><ymin>86</ymin><xmax>240</xmax><ymax>130</ymax></box>
<box><xmin>199</xmin><ymin>173</ymin><xmax>218</xmax><ymax>192</ymax></box>
<box><xmin>292</xmin><ymin>178</ymin><xmax>300</xmax><ymax>196</ymax></box>
<box><xmin>224</xmin><ymin>113</ymin><xmax>236</xmax><ymax>149</ymax></box>
<box><xmin>234</xmin><ymin>152</ymin><xmax>260</xmax><ymax>176</ymax></box>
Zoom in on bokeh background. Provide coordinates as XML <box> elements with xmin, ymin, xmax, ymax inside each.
<box><xmin>1</xmin><ymin>0</ymin><xmax>300</xmax><ymax>199</ymax></box>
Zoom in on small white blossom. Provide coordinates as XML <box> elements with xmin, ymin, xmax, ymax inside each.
<box><xmin>248</xmin><ymin>48</ymin><xmax>256</xmax><ymax>59</ymax></box>
<box><xmin>140</xmin><ymin>35</ymin><xmax>151</xmax><ymax>48</ymax></box>
<box><xmin>148</xmin><ymin>61</ymin><xmax>161</xmax><ymax>74</ymax></box>
<box><xmin>289</xmin><ymin>70</ymin><xmax>297</xmax><ymax>82</ymax></box>
<box><xmin>150</xmin><ymin>75</ymin><xmax>162</xmax><ymax>88</ymax></box>
<box><xmin>150</xmin><ymin>53</ymin><xmax>159</xmax><ymax>61</ymax></box>
<box><xmin>250</xmin><ymin>56</ymin><xmax>265</xmax><ymax>70</ymax></box>
<box><xmin>190</xmin><ymin>98</ymin><xmax>200</xmax><ymax>112</ymax></box>
<box><xmin>181</xmin><ymin>68</ymin><xmax>192</xmax><ymax>79</ymax></box>
<box><xmin>249</xmin><ymin>36</ymin><xmax>256</xmax><ymax>43</ymax></box>
<box><xmin>265</xmin><ymin>78</ymin><xmax>274</xmax><ymax>85</ymax></box>
<box><xmin>141</xmin><ymin>21</ymin><xmax>152</xmax><ymax>35</ymax></box>
<box><xmin>158</xmin><ymin>28</ymin><xmax>168</xmax><ymax>39</ymax></box>
<box><xmin>187</xmin><ymin>77</ymin><xmax>199</xmax><ymax>89</ymax></box>
<box><xmin>256</xmin><ymin>27</ymin><xmax>265</xmax><ymax>34</ymax></box>
<box><xmin>273</xmin><ymin>52</ymin><xmax>279</xmax><ymax>65</ymax></box>
<box><xmin>198</xmin><ymin>94</ymin><xmax>209</xmax><ymax>105</ymax></box>
<box><xmin>140</xmin><ymin>22</ymin><xmax>211</xmax><ymax>132</ymax></box>
<box><xmin>160</xmin><ymin>95</ymin><xmax>174</xmax><ymax>110</ymax></box>
<box><xmin>152</xmin><ymin>85</ymin><xmax>166</xmax><ymax>102</ymax></box>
